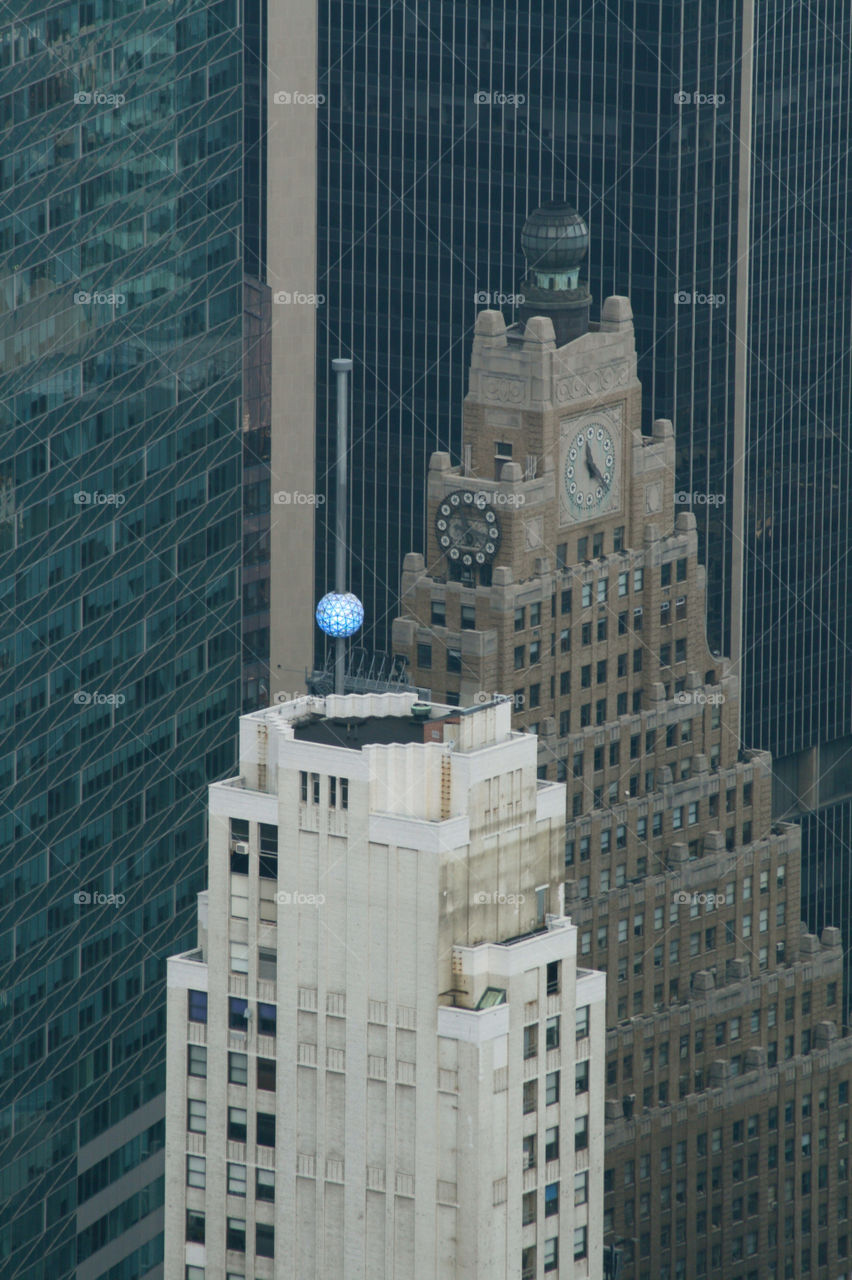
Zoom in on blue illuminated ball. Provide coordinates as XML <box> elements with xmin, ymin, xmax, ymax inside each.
<box><xmin>316</xmin><ymin>592</ymin><xmax>364</xmax><ymax>638</ymax></box>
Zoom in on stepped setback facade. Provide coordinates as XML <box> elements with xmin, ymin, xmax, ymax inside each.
<box><xmin>392</xmin><ymin>209</ymin><xmax>852</xmax><ymax>1280</ymax></box>
<box><xmin>164</xmin><ymin>692</ymin><xmax>606</xmax><ymax>1278</ymax></box>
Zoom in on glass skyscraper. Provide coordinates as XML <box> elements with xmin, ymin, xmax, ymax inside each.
<box><xmin>0</xmin><ymin>1</ymin><xmax>256</xmax><ymax>1274</ymax></box>
<box><xmin>315</xmin><ymin>0</ymin><xmax>852</xmax><ymax>1010</ymax></box>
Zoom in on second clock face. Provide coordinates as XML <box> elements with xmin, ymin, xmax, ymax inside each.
<box><xmin>560</xmin><ymin>410</ymin><xmax>622</xmax><ymax>525</ymax></box>
<box><xmin>435</xmin><ymin>491</ymin><xmax>501</xmax><ymax>566</ymax></box>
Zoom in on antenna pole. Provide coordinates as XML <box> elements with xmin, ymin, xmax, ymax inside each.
<box><xmin>331</xmin><ymin>358</ymin><xmax>353</xmax><ymax>695</ymax></box>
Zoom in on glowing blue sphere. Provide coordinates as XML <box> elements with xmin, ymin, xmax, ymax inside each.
<box><xmin>316</xmin><ymin>592</ymin><xmax>364</xmax><ymax>638</ymax></box>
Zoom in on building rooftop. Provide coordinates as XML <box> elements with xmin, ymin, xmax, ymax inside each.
<box><xmin>292</xmin><ymin>711</ymin><xmax>453</xmax><ymax>750</ymax></box>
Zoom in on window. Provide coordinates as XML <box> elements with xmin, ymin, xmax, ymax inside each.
<box><xmin>560</xmin><ymin>627</ymin><xmax>570</xmax><ymax>653</ymax></box>
<box><xmin>546</xmin><ymin>1125</ymin><xmax>560</xmax><ymax>1160</ymax></box>
<box><xmin>581</xmin><ymin>583</ymin><xmax>592</xmax><ymax>607</ymax></box>
<box><xmin>417</xmin><ymin>643</ymin><xmax>432</xmax><ymax>669</ymax></box>
<box><xmin>544</xmin><ymin>1236</ymin><xmax>558</xmax><ymax>1271</ymax></box>
<box><xmin>524</xmin><ymin>1025</ymin><xmax>538</xmax><ymax>1059</ymax></box>
<box><xmin>257</xmin><ymin>1111</ymin><xmax>276</xmax><ymax>1146</ymax></box>
<box><xmin>597</xmin><ymin>577</ymin><xmax>608</xmax><ymax>602</ymax></box>
<box><xmin>227</xmin><ymin>1162</ymin><xmax>247</xmax><ymax>1196</ymax></box>
<box><xmin>255</xmin><ymin>1054</ymin><xmax>275</xmax><ymax>1085</ymax></box>
<box><xmin>544</xmin><ymin>1181</ymin><xmax>559</xmax><ymax>1217</ymax></box>
<box><xmin>226</xmin><ymin>1219</ymin><xmax>246</xmax><ymax>1252</ymax></box>
<box><xmin>188</xmin><ymin>990</ymin><xmax>208</xmax><ymax>1023</ymax></box>
<box><xmin>523</xmin><ymin>1134</ymin><xmax>537</xmax><ymax>1169</ymax></box>
<box><xmin>523</xmin><ymin>1079</ymin><xmax>538</xmax><ymax>1114</ymax></box>
<box><xmin>546</xmin><ymin>1016</ymin><xmax>560</xmax><ymax>1050</ymax></box>
<box><xmin>574</xmin><ymin>1225</ymin><xmax>588</xmax><ymax>1260</ymax></box>
<box><xmin>228</xmin><ymin>1052</ymin><xmax>248</xmax><ymax>1085</ymax></box>
<box><xmin>227</xmin><ymin>1107</ymin><xmax>247</xmax><ymax>1142</ymax></box>
<box><xmin>257</xmin><ymin>1168</ymin><xmax>275</xmax><ymax>1202</ymax></box>
<box><xmin>522</xmin><ymin>1246</ymin><xmax>536</xmax><ymax>1279</ymax></box>
<box><xmin>522</xmin><ymin>1190</ymin><xmax>537</xmax><ymax>1226</ymax></box>
<box><xmin>187</xmin><ymin>1154</ymin><xmax>206</xmax><ymax>1188</ymax></box>
<box><xmin>561</xmin><ymin>589</ymin><xmax>572</xmax><ymax>614</ymax></box>
<box><xmin>634</xmin><ymin>568</ymin><xmax>644</xmax><ymax>591</ymax></box>
<box><xmin>446</xmin><ymin>648</ymin><xmax>461</xmax><ymax>674</ymax></box>
<box><xmin>256</xmin><ymin>1224</ymin><xmax>275</xmax><ymax>1258</ymax></box>
<box><xmin>529</xmin><ymin>683</ymin><xmax>541</xmax><ymax>709</ymax></box>
<box><xmin>230</xmin><ymin>941</ymin><xmax>248</xmax><ymax>974</ymax></box>
<box><xmin>188</xmin><ymin>1099</ymin><xmax>207</xmax><ymax>1133</ymax></box>
<box><xmin>514</xmin><ymin>645</ymin><xmax>526</xmax><ymax>670</ymax></box>
<box><xmin>188</xmin><ymin>1044</ymin><xmax>207</xmax><ymax>1078</ymax></box>
<box><xmin>430</xmin><ymin>600</ymin><xmax>446</xmax><ymax>625</ymax></box>
<box><xmin>546</xmin><ymin>960</ymin><xmax>561</xmax><ymax>995</ymax></box>
<box><xmin>460</xmin><ymin>604</ymin><xmax>476</xmax><ymax>630</ymax></box>
<box><xmin>546</xmin><ymin>1070</ymin><xmax>560</xmax><ymax>1106</ymax></box>
<box><xmin>576</xmin><ymin>1005</ymin><xmax>590</xmax><ymax>1038</ymax></box>
<box><xmin>576</xmin><ymin>1060</ymin><xmax>590</xmax><ymax>1093</ymax></box>
<box><xmin>186</xmin><ymin>1209</ymin><xmax>206</xmax><ymax>1243</ymax></box>
<box><xmin>229</xmin><ymin>998</ymin><xmax>248</xmax><ymax>1030</ymax></box>
<box><xmin>258</xmin><ymin>1002</ymin><xmax>276</xmax><ymax>1036</ymax></box>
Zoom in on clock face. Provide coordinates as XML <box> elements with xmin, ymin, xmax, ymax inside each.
<box><xmin>435</xmin><ymin>491</ymin><xmax>501</xmax><ymax>567</ymax></box>
<box><xmin>560</xmin><ymin>412</ymin><xmax>622</xmax><ymax>525</ymax></box>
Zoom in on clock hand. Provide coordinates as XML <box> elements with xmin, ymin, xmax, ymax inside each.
<box><xmin>585</xmin><ymin>441</ymin><xmax>606</xmax><ymax>485</ymax></box>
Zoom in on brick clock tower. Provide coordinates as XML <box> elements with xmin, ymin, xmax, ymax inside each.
<box><xmin>393</xmin><ymin>205</ymin><xmax>852</xmax><ymax>1280</ymax></box>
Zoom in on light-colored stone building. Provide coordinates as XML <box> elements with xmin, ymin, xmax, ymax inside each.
<box><xmin>392</xmin><ymin>205</ymin><xmax>852</xmax><ymax>1280</ymax></box>
<box><xmin>164</xmin><ymin>691</ymin><xmax>605</xmax><ymax>1279</ymax></box>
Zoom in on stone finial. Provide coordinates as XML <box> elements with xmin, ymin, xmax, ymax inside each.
<box><xmin>600</xmin><ymin>295</ymin><xmax>634</xmax><ymax>330</ymax></box>
<box><xmin>522</xmin><ymin>315</ymin><xmax>557</xmax><ymax>346</ymax></box>
<box><xmin>474</xmin><ymin>309</ymin><xmax>508</xmax><ymax>338</ymax></box>
<box><xmin>653</xmin><ymin>418</ymin><xmax>674</xmax><ymax>440</ymax></box>
<box><xmin>821</xmin><ymin>927</ymin><xmax>842</xmax><ymax>949</ymax></box>
<box><xmin>429</xmin><ymin>451</ymin><xmax>453</xmax><ymax>472</ymax></box>
<box><xmin>500</xmin><ymin>461</ymin><xmax>523</xmax><ymax>482</ymax></box>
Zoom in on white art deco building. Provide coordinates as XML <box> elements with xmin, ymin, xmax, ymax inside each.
<box><xmin>163</xmin><ymin>691</ymin><xmax>605</xmax><ymax>1279</ymax></box>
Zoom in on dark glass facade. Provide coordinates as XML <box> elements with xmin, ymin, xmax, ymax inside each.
<box><xmin>316</xmin><ymin>0</ymin><xmax>852</xmax><ymax>1010</ymax></box>
<box><xmin>315</xmin><ymin>0</ymin><xmax>744</xmax><ymax>659</ymax></box>
<box><xmin>0</xmin><ymin>1</ymin><xmax>247</xmax><ymax>1275</ymax></box>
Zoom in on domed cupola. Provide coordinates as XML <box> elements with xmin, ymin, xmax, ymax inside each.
<box><xmin>518</xmin><ymin>201</ymin><xmax>592</xmax><ymax>345</ymax></box>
